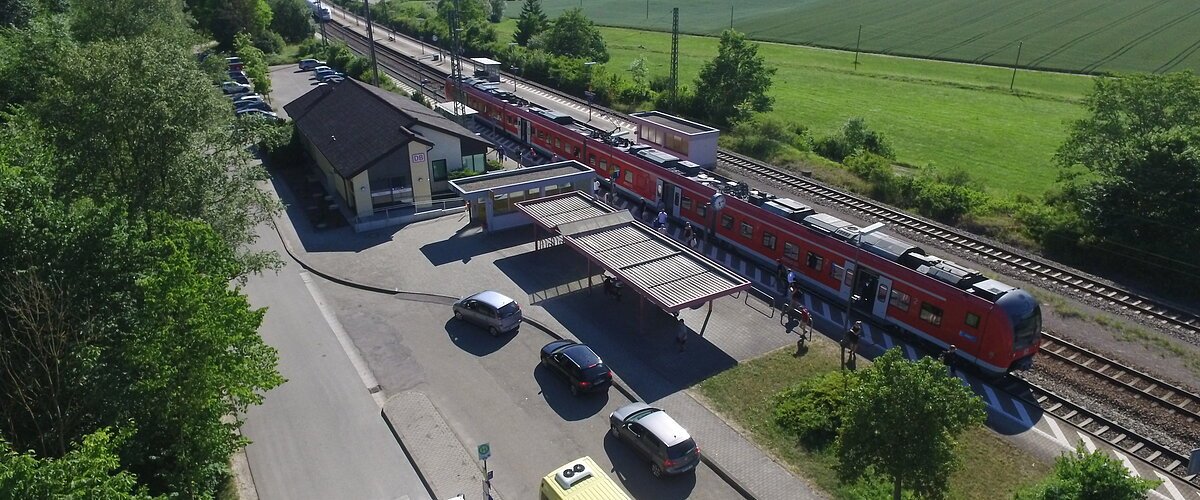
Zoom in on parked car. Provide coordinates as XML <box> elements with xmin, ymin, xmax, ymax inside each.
<box><xmin>221</xmin><ymin>81</ymin><xmax>252</xmax><ymax>94</ymax></box>
<box><xmin>226</xmin><ymin>56</ymin><xmax>244</xmax><ymax>71</ymax></box>
<box><xmin>299</xmin><ymin>58</ymin><xmax>326</xmax><ymax>71</ymax></box>
<box><xmin>233</xmin><ymin>94</ymin><xmax>265</xmax><ymax>104</ymax></box>
<box><xmin>452</xmin><ymin>291</ymin><xmax>521</xmax><ymax>336</ymax></box>
<box><xmin>234</xmin><ymin>100</ymin><xmax>272</xmax><ymax>112</ymax></box>
<box><xmin>228</xmin><ymin>71</ymin><xmax>250</xmax><ymax>84</ymax></box>
<box><xmin>235</xmin><ymin>108</ymin><xmax>282</xmax><ymax>122</ymax></box>
<box><xmin>313</xmin><ymin>68</ymin><xmax>339</xmax><ymax>81</ymax></box>
<box><xmin>609</xmin><ymin>403</ymin><xmax>701</xmax><ymax>478</ymax></box>
<box><xmin>319</xmin><ymin>74</ymin><xmax>345</xmax><ymax>83</ymax></box>
<box><xmin>539</xmin><ymin>340</ymin><xmax>613</xmax><ymax>396</ymax></box>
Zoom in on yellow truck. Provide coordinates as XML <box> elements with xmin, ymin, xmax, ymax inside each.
<box><xmin>539</xmin><ymin>456</ymin><xmax>633</xmax><ymax>500</ymax></box>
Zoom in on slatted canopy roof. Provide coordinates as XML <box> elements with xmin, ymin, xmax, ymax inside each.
<box><xmin>517</xmin><ymin>192</ymin><xmax>750</xmax><ymax>313</ymax></box>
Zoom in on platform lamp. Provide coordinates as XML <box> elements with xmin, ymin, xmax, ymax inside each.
<box><xmin>507</xmin><ymin>42</ymin><xmax>520</xmax><ymax>93</ymax></box>
<box><xmin>584</xmin><ymin>61</ymin><xmax>599</xmax><ymax>121</ymax></box>
<box><xmin>841</xmin><ymin>222</ymin><xmax>886</xmax><ymax>343</ymax></box>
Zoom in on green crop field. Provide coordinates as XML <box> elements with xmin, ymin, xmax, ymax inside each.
<box><xmin>531</xmin><ymin>0</ymin><xmax>1200</xmax><ymax>74</ymax></box>
<box><xmin>497</xmin><ymin>20</ymin><xmax>1091</xmax><ymax>197</ymax></box>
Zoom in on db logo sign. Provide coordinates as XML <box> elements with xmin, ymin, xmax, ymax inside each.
<box><xmin>411</xmin><ymin>152</ymin><xmax>427</xmax><ymax>163</ymax></box>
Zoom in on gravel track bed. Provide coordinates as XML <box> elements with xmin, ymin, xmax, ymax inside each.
<box><xmin>1021</xmin><ymin>361</ymin><xmax>1196</xmax><ymax>455</ymax></box>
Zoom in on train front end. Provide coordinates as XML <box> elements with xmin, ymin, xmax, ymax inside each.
<box><xmin>997</xmin><ymin>288</ymin><xmax>1042</xmax><ymax>371</ymax></box>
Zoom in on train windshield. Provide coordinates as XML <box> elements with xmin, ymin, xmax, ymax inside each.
<box><xmin>1012</xmin><ymin>303</ymin><xmax>1041</xmax><ymax>349</ymax></box>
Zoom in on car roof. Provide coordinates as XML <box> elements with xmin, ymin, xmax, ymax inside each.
<box><xmin>638</xmin><ymin>410</ymin><xmax>691</xmax><ymax>447</ymax></box>
<box><xmin>562</xmin><ymin>344</ymin><xmax>601</xmax><ymax>367</ymax></box>
<box><xmin>469</xmin><ymin>290</ymin><xmax>514</xmax><ymax>308</ymax></box>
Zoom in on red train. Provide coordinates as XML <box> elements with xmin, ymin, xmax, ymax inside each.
<box><xmin>449</xmin><ymin>77</ymin><xmax>1042</xmax><ymax>375</ymax></box>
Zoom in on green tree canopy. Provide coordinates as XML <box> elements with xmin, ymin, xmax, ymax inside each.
<box><xmin>0</xmin><ymin>429</ymin><xmax>157</xmax><ymax>499</ymax></box>
<box><xmin>434</xmin><ymin>0</ymin><xmax>496</xmax><ymax>54</ymax></box>
<box><xmin>1055</xmin><ymin>72</ymin><xmax>1200</xmax><ymax>274</ymax></box>
<box><xmin>267</xmin><ymin>0</ymin><xmax>313</xmax><ymax>42</ymax></box>
<box><xmin>188</xmin><ymin>0</ymin><xmax>274</xmax><ymax>49</ymax></box>
<box><xmin>536</xmin><ymin>8</ymin><xmax>607</xmax><ymax>63</ymax></box>
<box><xmin>512</xmin><ymin>0</ymin><xmax>547</xmax><ymax>46</ymax></box>
<box><xmin>1016</xmin><ymin>445</ymin><xmax>1160</xmax><ymax>500</ymax></box>
<box><xmin>836</xmin><ymin>348</ymin><xmax>986</xmax><ymax>500</ymax></box>
<box><xmin>0</xmin><ymin>0</ymin><xmax>37</xmax><ymax>29</ymax></box>
<box><xmin>692</xmin><ymin>29</ymin><xmax>775</xmax><ymax>127</ymax></box>
<box><xmin>69</xmin><ymin>0</ymin><xmax>197</xmax><ymax>45</ymax></box>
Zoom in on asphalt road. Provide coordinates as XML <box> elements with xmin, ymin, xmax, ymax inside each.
<box><xmin>239</xmin><ymin>222</ymin><xmax>430</xmax><ymax>500</ymax></box>
<box><xmin>317</xmin><ymin>281</ymin><xmax>743</xmax><ymax>500</ymax></box>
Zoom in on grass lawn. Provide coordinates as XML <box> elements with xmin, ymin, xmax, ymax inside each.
<box><xmin>691</xmin><ymin>342</ymin><xmax>1051</xmax><ymax>499</ymax></box>
<box><xmin>496</xmin><ymin>20</ymin><xmax>1091</xmax><ymax>198</ymax></box>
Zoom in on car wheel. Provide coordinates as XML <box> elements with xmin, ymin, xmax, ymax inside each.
<box><xmin>570</xmin><ymin>384</ymin><xmax>580</xmax><ymax>396</ymax></box>
<box><xmin>489</xmin><ymin>326</ymin><xmax>500</xmax><ymax>337</ymax></box>
<box><xmin>454</xmin><ymin>311</ymin><xmax>463</xmax><ymax>321</ymax></box>
<box><xmin>651</xmin><ymin>463</ymin><xmax>664</xmax><ymax>478</ymax></box>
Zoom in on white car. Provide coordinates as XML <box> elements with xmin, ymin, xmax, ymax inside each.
<box><xmin>299</xmin><ymin>59</ymin><xmax>326</xmax><ymax>71</ymax></box>
<box><xmin>221</xmin><ymin>81</ymin><xmax>252</xmax><ymax>94</ymax></box>
<box><xmin>236</xmin><ymin>108</ymin><xmax>283</xmax><ymax>122</ymax></box>
<box><xmin>234</xmin><ymin>94</ymin><xmax>265</xmax><ymax>104</ymax></box>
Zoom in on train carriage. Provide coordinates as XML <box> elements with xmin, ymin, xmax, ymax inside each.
<box><xmin>450</xmin><ymin>76</ymin><xmax>1042</xmax><ymax>374</ymax></box>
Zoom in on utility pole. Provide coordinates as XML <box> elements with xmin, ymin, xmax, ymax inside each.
<box><xmin>670</xmin><ymin>7</ymin><xmax>679</xmax><ymax>101</ymax></box>
<box><xmin>449</xmin><ymin>0</ymin><xmax>465</xmax><ymax>118</ymax></box>
<box><xmin>645</xmin><ymin>0</ymin><xmax>648</xmax><ymax>19</ymax></box>
<box><xmin>364</xmin><ymin>0</ymin><xmax>380</xmax><ymax>85</ymax></box>
<box><xmin>730</xmin><ymin>4</ymin><xmax>733</xmax><ymax>30</ymax></box>
<box><xmin>1010</xmin><ymin>41</ymin><xmax>1023</xmax><ymax>91</ymax></box>
<box><xmin>853</xmin><ymin>25</ymin><xmax>862</xmax><ymax>70</ymax></box>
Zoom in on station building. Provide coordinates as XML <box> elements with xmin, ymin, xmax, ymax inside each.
<box><xmin>628</xmin><ymin>111</ymin><xmax>719</xmax><ymax>169</ymax></box>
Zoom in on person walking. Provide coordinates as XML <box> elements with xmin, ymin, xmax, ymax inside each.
<box><xmin>656</xmin><ymin>209</ymin><xmax>668</xmax><ymax>230</ymax></box>
<box><xmin>794</xmin><ymin>306</ymin><xmax>813</xmax><ymax>356</ymax></box>
<box><xmin>682</xmin><ymin>223</ymin><xmax>695</xmax><ymax>247</ymax></box>
<box><xmin>592</xmin><ymin>178</ymin><xmax>601</xmax><ymax>198</ymax></box>
<box><xmin>939</xmin><ymin>344</ymin><xmax>959</xmax><ymax>376</ymax></box>
<box><xmin>776</xmin><ymin>260</ymin><xmax>787</xmax><ymax>292</ymax></box>
<box><xmin>675</xmin><ymin>318</ymin><xmax>688</xmax><ymax>352</ymax></box>
<box><xmin>842</xmin><ymin>321</ymin><xmax>862</xmax><ymax>369</ymax></box>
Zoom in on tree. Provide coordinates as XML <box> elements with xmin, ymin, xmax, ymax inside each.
<box><xmin>435</xmin><ymin>0</ymin><xmax>496</xmax><ymax>54</ymax></box>
<box><xmin>486</xmin><ymin>0</ymin><xmax>503</xmax><ymax>23</ymax></box>
<box><xmin>268</xmin><ymin>0</ymin><xmax>313</xmax><ymax>43</ymax></box>
<box><xmin>836</xmin><ymin>348</ymin><xmax>986</xmax><ymax>500</ymax></box>
<box><xmin>0</xmin><ymin>429</ymin><xmax>157</xmax><ymax>499</ymax></box>
<box><xmin>1054</xmin><ymin>72</ymin><xmax>1200</xmax><ymax>273</ymax></box>
<box><xmin>538</xmin><ymin>8</ymin><xmax>607</xmax><ymax>63</ymax></box>
<box><xmin>511</xmin><ymin>0</ymin><xmax>547</xmax><ymax>46</ymax></box>
<box><xmin>235</xmin><ymin>31</ymin><xmax>271</xmax><ymax>94</ymax></box>
<box><xmin>191</xmin><ymin>0</ymin><xmax>274</xmax><ymax>49</ymax></box>
<box><xmin>0</xmin><ymin>0</ymin><xmax>37</xmax><ymax>29</ymax></box>
<box><xmin>1015</xmin><ymin>445</ymin><xmax>1160</xmax><ymax>500</ymax></box>
<box><xmin>692</xmin><ymin>30</ymin><xmax>775</xmax><ymax>127</ymax></box>
<box><xmin>69</xmin><ymin>0</ymin><xmax>198</xmax><ymax>45</ymax></box>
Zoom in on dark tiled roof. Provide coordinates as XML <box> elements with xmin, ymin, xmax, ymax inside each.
<box><xmin>284</xmin><ymin>79</ymin><xmax>491</xmax><ymax>179</ymax></box>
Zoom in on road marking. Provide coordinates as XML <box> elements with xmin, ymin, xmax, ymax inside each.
<box><xmin>1112</xmin><ymin>450</ymin><xmax>1138</xmax><ymax>476</ymax></box>
<box><xmin>981</xmin><ymin>384</ymin><xmax>1003</xmax><ymax>411</ymax></box>
<box><xmin>904</xmin><ymin>344</ymin><xmax>919</xmax><ymax>360</ymax></box>
<box><xmin>1078</xmin><ymin>433</ymin><xmax>1096</xmax><ymax>452</ymax></box>
<box><xmin>881</xmin><ymin>332</ymin><xmax>894</xmax><ymax>349</ymax></box>
<box><xmin>1045</xmin><ymin>416</ymin><xmax>1069</xmax><ymax>446</ymax></box>
<box><xmin>300</xmin><ymin>271</ymin><xmax>386</xmax><ymax>407</ymax></box>
<box><xmin>1154</xmin><ymin>471</ymin><xmax>1186</xmax><ymax>500</ymax></box>
<box><xmin>1012</xmin><ymin>398</ymin><xmax>1033</xmax><ymax>427</ymax></box>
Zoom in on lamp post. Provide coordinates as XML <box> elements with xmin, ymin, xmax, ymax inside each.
<box><xmin>841</xmin><ymin>222</ymin><xmax>886</xmax><ymax>340</ymax></box>
<box><xmin>584</xmin><ymin>61</ymin><xmax>598</xmax><ymax>121</ymax></box>
<box><xmin>507</xmin><ymin>42</ymin><xmax>520</xmax><ymax>93</ymax></box>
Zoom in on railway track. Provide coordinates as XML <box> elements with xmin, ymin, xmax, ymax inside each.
<box><xmin>325</xmin><ymin>23</ymin><xmax>447</xmax><ymax>100</ymax></box>
<box><xmin>716</xmin><ymin>149</ymin><xmax>1200</xmax><ymax>346</ymax></box>
<box><xmin>322</xmin><ymin>14</ymin><xmax>1200</xmax><ymax>485</ymax></box>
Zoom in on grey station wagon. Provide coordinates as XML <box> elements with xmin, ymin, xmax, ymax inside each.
<box><xmin>609</xmin><ymin>402</ymin><xmax>701</xmax><ymax>477</ymax></box>
<box><xmin>452</xmin><ymin>290</ymin><xmax>522</xmax><ymax>336</ymax></box>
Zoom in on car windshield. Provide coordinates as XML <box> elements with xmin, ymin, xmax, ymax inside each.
<box><xmin>626</xmin><ymin>408</ymin><xmax>657</xmax><ymax>422</ymax></box>
<box><xmin>667</xmin><ymin>439</ymin><xmax>697</xmax><ymax>459</ymax></box>
<box><xmin>564</xmin><ymin>345</ymin><xmax>600</xmax><ymax>367</ymax></box>
<box><xmin>581</xmin><ymin>363</ymin><xmax>609</xmax><ymax>379</ymax></box>
<box><xmin>497</xmin><ymin>302</ymin><xmax>519</xmax><ymax>318</ymax></box>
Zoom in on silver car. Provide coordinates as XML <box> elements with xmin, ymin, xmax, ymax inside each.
<box><xmin>452</xmin><ymin>291</ymin><xmax>522</xmax><ymax>336</ymax></box>
<box><xmin>609</xmin><ymin>403</ymin><xmax>701</xmax><ymax>477</ymax></box>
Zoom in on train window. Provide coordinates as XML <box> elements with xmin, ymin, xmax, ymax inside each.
<box><xmin>599</xmin><ymin>159</ymin><xmax>608</xmax><ymax>172</ymax></box>
<box><xmin>965</xmin><ymin>312</ymin><xmax>981</xmax><ymax>328</ymax></box>
<box><xmin>589</xmin><ymin>154</ymin><xmax>596</xmax><ymax>166</ymax></box>
<box><xmin>920</xmin><ymin>303</ymin><xmax>943</xmax><ymax>326</ymax></box>
<box><xmin>681</xmin><ymin>197</ymin><xmax>693</xmax><ymax>210</ymax></box>
<box><xmin>554</xmin><ymin>138</ymin><xmax>561</xmax><ymax>148</ymax></box>
<box><xmin>889</xmin><ymin>289</ymin><xmax>911</xmax><ymax>311</ymax></box>
<box><xmin>740</xmin><ymin>222</ymin><xmax>754</xmax><ymax>238</ymax></box>
<box><xmin>624</xmin><ymin>170</ymin><xmax>633</xmax><ymax>183</ymax></box>
<box><xmin>806</xmin><ymin>252</ymin><xmax>824</xmax><ymax>272</ymax></box>
<box><xmin>537</xmin><ymin>129</ymin><xmax>545</xmax><ymax>140</ymax></box>
<box><xmin>697</xmin><ymin>205</ymin><xmax>706</xmax><ymax>217</ymax></box>
<box><xmin>721</xmin><ymin>215</ymin><xmax>734</xmax><ymax>229</ymax></box>
<box><xmin>762</xmin><ymin>231</ymin><xmax>776</xmax><ymax>249</ymax></box>
<box><xmin>784</xmin><ymin>242</ymin><xmax>800</xmax><ymax>261</ymax></box>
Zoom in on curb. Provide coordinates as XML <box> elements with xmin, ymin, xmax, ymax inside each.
<box><xmin>269</xmin><ymin>218</ymin><xmax>759</xmax><ymax>500</ymax></box>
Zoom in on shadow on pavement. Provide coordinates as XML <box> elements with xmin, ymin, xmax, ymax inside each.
<box><xmin>419</xmin><ymin>226</ymin><xmax>529</xmax><ymax>266</ymax></box>
<box><xmin>532</xmin><ymin>364</ymin><xmax>610</xmax><ymax>421</ymax></box>
<box><xmin>603</xmin><ymin>432</ymin><xmax>697</xmax><ymax>500</ymax></box>
<box><xmin>444</xmin><ymin>318</ymin><xmax>515</xmax><ymax>357</ymax></box>
<box><xmin>495</xmin><ymin>245</ymin><xmax>738</xmax><ymax>404</ymax></box>
<box><xmin>267</xmin><ymin>166</ymin><xmax>397</xmax><ymax>253</ymax></box>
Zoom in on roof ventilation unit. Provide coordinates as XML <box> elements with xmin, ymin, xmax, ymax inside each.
<box><xmin>555</xmin><ymin>459</ymin><xmax>595</xmax><ymax>490</ymax></box>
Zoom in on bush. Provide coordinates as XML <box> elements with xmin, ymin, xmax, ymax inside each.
<box><xmin>486</xmin><ymin>159</ymin><xmax>504</xmax><ymax>171</ymax></box>
<box><xmin>898</xmin><ymin>174</ymin><xmax>985</xmax><ymax>224</ymax></box>
<box><xmin>844</xmin><ymin>152</ymin><xmax>902</xmax><ymax>202</ymax></box>
<box><xmin>449</xmin><ymin>169</ymin><xmax>483</xmax><ymax>179</ymax></box>
<box><xmin>772</xmin><ymin>371</ymin><xmax>855</xmax><ymax>449</ymax></box>
<box><xmin>253</xmin><ymin>30</ymin><xmax>285</xmax><ymax>55</ymax></box>
<box><xmin>815</xmin><ymin>117</ymin><xmax>894</xmax><ymax>162</ymax></box>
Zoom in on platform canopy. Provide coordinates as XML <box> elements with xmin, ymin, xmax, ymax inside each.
<box><xmin>517</xmin><ymin>192</ymin><xmax>750</xmax><ymax>313</ymax></box>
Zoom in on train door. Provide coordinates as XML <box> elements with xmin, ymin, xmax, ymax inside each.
<box><xmin>851</xmin><ymin>267</ymin><xmax>879</xmax><ymax>313</ymax></box>
<box><xmin>873</xmin><ymin>276</ymin><xmax>892</xmax><ymax>319</ymax></box>
<box><xmin>659</xmin><ymin>182</ymin><xmax>681</xmax><ymax>217</ymax></box>
<box><xmin>519</xmin><ymin>118</ymin><xmax>529</xmax><ymax>143</ymax></box>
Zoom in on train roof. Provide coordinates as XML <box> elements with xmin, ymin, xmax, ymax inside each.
<box><xmin>860</xmin><ymin>232</ymin><xmax>925</xmax><ymax>266</ymax></box>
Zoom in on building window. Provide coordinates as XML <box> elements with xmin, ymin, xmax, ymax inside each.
<box><xmin>681</xmin><ymin>197</ymin><xmax>692</xmax><ymax>210</ymax></box>
<box><xmin>807</xmin><ymin>252</ymin><xmax>824</xmax><ymax>272</ymax></box>
<box><xmin>740</xmin><ymin>221</ymin><xmax>754</xmax><ymax>238</ymax></box>
<box><xmin>784</xmin><ymin>242</ymin><xmax>800</xmax><ymax>261</ymax></box>
<box><xmin>920</xmin><ymin>303</ymin><xmax>943</xmax><ymax>326</ymax></box>
<box><xmin>431</xmin><ymin>159</ymin><xmax>448</xmax><ymax>182</ymax></box>
<box><xmin>965</xmin><ymin>312</ymin><xmax>981</xmax><ymax>328</ymax></box>
<box><xmin>890</xmin><ymin>289</ymin><xmax>911</xmax><ymax>311</ymax></box>
<box><xmin>721</xmin><ymin>214</ymin><xmax>734</xmax><ymax>229</ymax></box>
<box><xmin>762</xmin><ymin>231</ymin><xmax>776</xmax><ymax>249</ymax></box>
